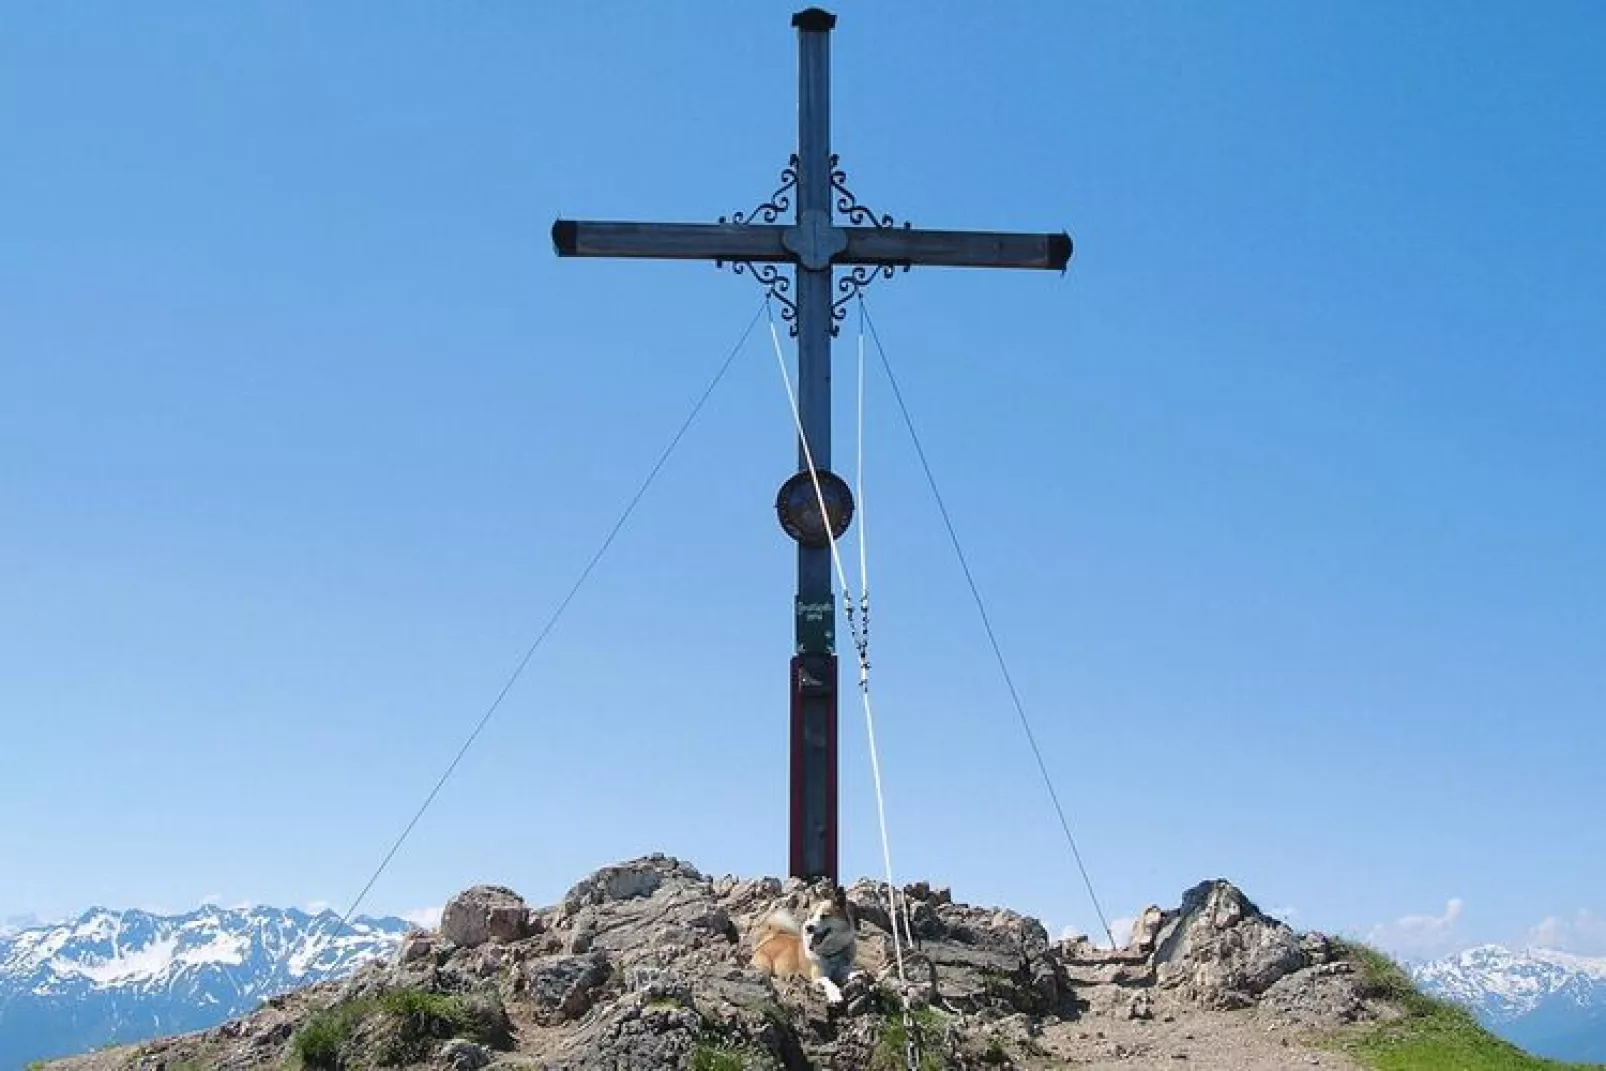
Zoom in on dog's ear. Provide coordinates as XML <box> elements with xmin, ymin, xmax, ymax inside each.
<box><xmin>833</xmin><ymin>884</ymin><xmax>855</xmax><ymax>923</ymax></box>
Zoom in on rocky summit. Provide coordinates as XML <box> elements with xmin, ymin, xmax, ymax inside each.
<box><xmin>44</xmin><ymin>855</ymin><xmax>1395</xmax><ymax>1070</ymax></box>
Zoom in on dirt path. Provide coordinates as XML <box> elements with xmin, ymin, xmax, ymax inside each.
<box><xmin>1031</xmin><ymin>1009</ymin><xmax>1365</xmax><ymax>1069</ymax></box>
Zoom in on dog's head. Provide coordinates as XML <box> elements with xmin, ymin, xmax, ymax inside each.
<box><xmin>801</xmin><ymin>886</ymin><xmax>857</xmax><ymax>959</ymax></box>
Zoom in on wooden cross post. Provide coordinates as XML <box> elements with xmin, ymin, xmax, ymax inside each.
<box><xmin>553</xmin><ymin>8</ymin><xmax>1069</xmax><ymax>883</ymax></box>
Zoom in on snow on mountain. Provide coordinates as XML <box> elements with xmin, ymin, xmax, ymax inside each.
<box><xmin>0</xmin><ymin>903</ymin><xmax>409</xmax><ymax>1067</ymax></box>
<box><xmin>1411</xmin><ymin>944</ymin><xmax>1606</xmax><ymax>1063</ymax></box>
<box><xmin>0</xmin><ymin>913</ymin><xmax>47</xmax><ymax>938</ymax></box>
<box><xmin>1411</xmin><ymin>944</ymin><xmax>1606</xmax><ymax>1018</ymax></box>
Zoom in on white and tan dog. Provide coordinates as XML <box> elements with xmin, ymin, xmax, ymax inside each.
<box><xmin>750</xmin><ymin>886</ymin><xmax>858</xmax><ymax>1002</ymax></box>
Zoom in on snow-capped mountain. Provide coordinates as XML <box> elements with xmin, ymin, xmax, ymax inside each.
<box><xmin>1</xmin><ymin>914</ymin><xmax>46</xmax><ymax>938</ymax></box>
<box><xmin>1411</xmin><ymin>944</ymin><xmax>1606</xmax><ymax>1063</ymax></box>
<box><xmin>0</xmin><ymin>904</ymin><xmax>409</xmax><ymax>1068</ymax></box>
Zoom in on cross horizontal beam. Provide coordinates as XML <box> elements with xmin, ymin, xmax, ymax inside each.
<box><xmin>842</xmin><ymin>227</ymin><xmax>1070</xmax><ymax>271</ymax></box>
<box><xmin>551</xmin><ymin>219</ymin><xmax>1072</xmax><ymax>272</ymax></box>
<box><xmin>551</xmin><ymin>220</ymin><xmax>789</xmax><ymax>263</ymax></box>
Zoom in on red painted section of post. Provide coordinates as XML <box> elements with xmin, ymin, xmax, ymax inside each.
<box><xmin>789</xmin><ymin>654</ymin><xmax>841</xmax><ymax>884</ymax></box>
<box><xmin>823</xmin><ymin>659</ymin><xmax>838</xmax><ymax>884</ymax></box>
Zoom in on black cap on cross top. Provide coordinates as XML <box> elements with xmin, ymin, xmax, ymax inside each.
<box><xmin>791</xmin><ymin>8</ymin><xmax>837</xmax><ymax>32</ymax></box>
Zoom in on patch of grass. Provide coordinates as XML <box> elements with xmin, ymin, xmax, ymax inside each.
<box><xmin>1335</xmin><ymin>938</ymin><xmax>1435</xmax><ymax>1013</ymax></box>
<box><xmin>372</xmin><ymin>987</ymin><xmax>507</xmax><ymax>1065</ymax></box>
<box><xmin>978</xmin><ymin>1037</ymin><xmax>1010</xmax><ymax>1065</ymax></box>
<box><xmin>291</xmin><ymin>986</ymin><xmax>508</xmax><ymax>1069</ymax></box>
<box><xmin>758</xmin><ymin>999</ymin><xmax>792</xmax><ymax>1026</ymax></box>
<box><xmin>293</xmin><ymin>999</ymin><xmax>369</xmax><ymax>1070</ymax></box>
<box><xmin>1328</xmin><ymin>940</ymin><xmax>1601</xmax><ymax>1071</ymax></box>
<box><xmin>872</xmin><ymin>1002</ymin><xmax>948</xmax><ymax>1071</ymax></box>
<box><xmin>689</xmin><ymin>1033</ymin><xmax>776</xmax><ymax>1071</ymax></box>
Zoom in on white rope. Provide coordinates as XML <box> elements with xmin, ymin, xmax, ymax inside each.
<box><xmin>765</xmin><ymin>304</ymin><xmax>913</xmax><ymax>987</ymax></box>
<box><xmin>854</xmin><ymin>306</ymin><xmax>916</xmax><ymax>959</ymax></box>
<box><xmin>854</xmin><ymin>304</ymin><xmax>914</xmax><ymax>956</ymax></box>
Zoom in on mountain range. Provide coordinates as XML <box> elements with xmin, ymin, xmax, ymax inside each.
<box><xmin>0</xmin><ymin>904</ymin><xmax>408</xmax><ymax>1068</ymax></box>
<box><xmin>1411</xmin><ymin>944</ymin><xmax>1606</xmax><ymax>1063</ymax></box>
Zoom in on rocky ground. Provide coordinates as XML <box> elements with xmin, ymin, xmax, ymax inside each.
<box><xmin>43</xmin><ymin>855</ymin><xmax>1393</xmax><ymax>1070</ymax></box>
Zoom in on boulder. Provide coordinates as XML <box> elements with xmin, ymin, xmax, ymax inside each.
<box><xmin>395</xmin><ymin>931</ymin><xmax>434</xmax><ymax>965</ymax></box>
<box><xmin>560</xmin><ymin>853</ymin><xmax>700</xmax><ymax>916</ymax></box>
<box><xmin>440</xmin><ymin>885</ymin><xmax>533</xmax><ymax>949</ymax></box>
<box><xmin>438</xmin><ymin>1038</ymin><xmax>491</xmax><ymax>1070</ymax></box>
<box><xmin>524</xmin><ymin>951</ymin><xmax>613</xmax><ymax>1023</ymax></box>
<box><xmin>1152</xmin><ymin>879</ymin><xmax>1309</xmax><ymax>1009</ymax></box>
<box><xmin>1130</xmin><ymin>905</ymin><xmax>1166</xmax><ymax>954</ymax></box>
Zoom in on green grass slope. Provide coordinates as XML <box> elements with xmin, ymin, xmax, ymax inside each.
<box><xmin>1330</xmin><ymin>940</ymin><xmax>1605</xmax><ymax>1071</ymax></box>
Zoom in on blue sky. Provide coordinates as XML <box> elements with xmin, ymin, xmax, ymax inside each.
<box><xmin>2</xmin><ymin>2</ymin><xmax>1602</xmax><ymax>962</ymax></box>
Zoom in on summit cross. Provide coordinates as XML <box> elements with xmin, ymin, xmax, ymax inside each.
<box><xmin>553</xmin><ymin>8</ymin><xmax>1070</xmax><ymax>884</ymax></box>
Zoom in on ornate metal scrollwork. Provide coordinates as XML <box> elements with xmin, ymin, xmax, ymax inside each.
<box><xmin>717</xmin><ymin>259</ymin><xmax>798</xmax><ymax>334</ymax></box>
<box><xmin>718</xmin><ymin>156</ymin><xmax>801</xmax><ymax>333</ymax></box>
<box><xmin>717</xmin><ymin>154</ymin><xmax>912</xmax><ymax>336</ymax></box>
<box><xmin>720</xmin><ymin>155</ymin><xmax>799</xmax><ymax>225</ymax></box>
<box><xmin>830</xmin><ymin>263</ymin><xmax>904</xmax><ymax>335</ymax></box>
<box><xmin>823</xmin><ymin>155</ymin><xmax>913</xmax><ymax>335</ymax></box>
<box><xmin>829</xmin><ymin>154</ymin><xmax>910</xmax><ymax>230</ymax></box>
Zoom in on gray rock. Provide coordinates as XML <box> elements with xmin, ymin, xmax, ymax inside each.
<box><xmin>848</xmin><ymin>887</ymin><xmax>1071</xmax><ymax>1016</ymax></box>
<box><xmin>525</xmin><ymin>952</ymin><xmax>612</xmax><ymax>1023</ymax></box>
<box><xmin>551</xmin><ymin>996</ymin><xmax>708</xmax><ymax>1070</ymax></box>
<box><xmin>1259</xmin><ymin>960</ymin><xmax>1366</xmax><ymax>1027</ymax></box>
<box><xmin>442</xmin><ymin>886</ymin><xmax>534</xmax><ymax>949</ymax></box>
<box><xmin>1152</xmin><ymin>880</ymin><xmax>1309</xmax><ymax>1009</ymax></box>
<box><xmin>396</xmin><ymin>931</ymin><xmax>435</xmax><ymax>965</ymax></box>
<box><xmin>908</xmin><ymin>882</ymin><xmax>953</xmax><ymax>907</ymax></box>
<box><xmin>1131</xmin><ymin>905</ymin><xmax>1166</xmax><ymax>954</ymax></box>
<box><xmin>565</xmin><ymin>909</ymin><xmax>598</xmax><ymax>954</ymax></box>
<box><xmin>440</xmin><ymin>1038</ymin><xmax>493</xmax><ymax>1070</ymax></box>
<box><xmin>561</xmin><ymin>854</ymin><xmax>700</xmax><ymax>915</ymax></box>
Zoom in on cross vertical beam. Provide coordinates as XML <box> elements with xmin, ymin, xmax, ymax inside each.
<box><xmin>789</xmin><ymin>6</ymin><xmax>839</xmax><ymax>884</ymax></box>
